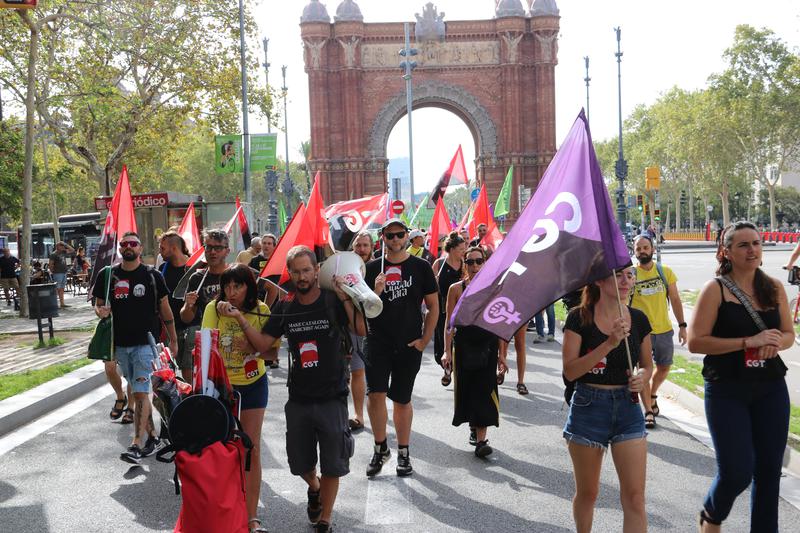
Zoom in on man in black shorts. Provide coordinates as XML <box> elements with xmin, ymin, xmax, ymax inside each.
<box><xmin>256</xmin><ymin>246</ymin><xmax>364</xmax><ymax>533</ymax></box>
<box><xmin>363</xmin><ymin>219</ymin><xmax>439</xmax><ymax>477</ymax></box>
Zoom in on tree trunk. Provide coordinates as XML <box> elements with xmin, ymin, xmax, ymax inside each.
<box><xmin>720</xmin><ymin>181</ymin><xmax>730</xmax><ymax>228</ymax></box>
<box><xmin>689</xmin><ymin>183</ymin><xmax>696</xmax><ymax>230</ymax></box>
<box><xmin>674</xmin><ymin>191</ymin><xmax>681</xmax><ymax>231</ymax></box>
<box><xmin>665</xmin><ymin>203</ymin><xmax>671</xmax><ymax>232</ymax></box>
<box><xmin>40</xmin><ymin>118</ymin><xmax>60</xmax><ymax>243</ymax></box>
<box><xmin>19</xmin><ymin>22</ymin><xmax>39</xmax><ymax>318</ymax></box>
<box><xmin>767</xmin><ymin>182</ymin><xmax>777</xmax><ymax>231</ymax></box>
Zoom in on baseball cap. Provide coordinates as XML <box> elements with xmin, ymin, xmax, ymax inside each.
<box><xmin>380</xmin><ymin>218</ymin><xmax>409</xmax><ymax>232</ymax></box>
<box><xmin>409</xmin><ymin>229</ymin><xmax>426</xmax><ymax>240</ymax></box>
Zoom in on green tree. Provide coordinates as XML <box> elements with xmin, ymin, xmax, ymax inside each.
<box><xmin>0</xmin><ymin>122</ymin><xmax>24</xmax><ymax>223</ymax></box>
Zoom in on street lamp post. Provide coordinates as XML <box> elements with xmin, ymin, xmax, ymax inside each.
<box><xmin>399</xmin><ymin>23</ymin><xmax>418</xmax><ymax>208</ymax></box>
<box><xmin>262</xmin><ymin>38</ymin><xmax>271</xmax><ymax>134</ymax></box>
<box><xmin>238</xmin><ymin>0</ymin><xmax>251</xmax><ymax>204</ymax></box>
<box><xmin>614</xmin><ymin>27</ymin><xmax>628</xmax><ymax>234</ymax></box>
<box><xmin>282</xmin><ymin>65</ymin><xmax>291</xmax><ymax>208</ymax></box>
<box><xmin>265</xmin><ymin>170</ymin><xmax>278</xmax><ymax>235</ymax></box>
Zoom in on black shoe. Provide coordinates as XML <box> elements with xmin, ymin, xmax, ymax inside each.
<box><xmin>307</xmin><ymin>478</ymin><xmax>322</xmax><ymax>524</ymax></box>
<box><xmin>269</xmin><ymin>359</ymin><xmax>279</xmax><ymax>369</ymax></box>
<box><xmin>469</xmin><ymin>427</ymin><xmax>477</xmax><ymax>447</ymax></box>
<box><xmin>396</xmin><ymin>448</ymin><xmax>412</xmax><ymax>477</ymax></box>
<box><xmin>120</xmin><ymin>444</ymin><xmax>142</xmax><ymax>465</ymax></box>
<box><xmin>313</xmin><ymin>521</ymin><xmax>332</xmax><ymax>533</ymax></box>
<box><xmin>366</xmin><ymin>445</ymin><xmax>391</xmax><ymax>477</ymax></box>
<box><xmin>475</xmin><ymin>440</ymin><xmax>493</xmax><ymax>458</ymax></box>
<box><xmin>140</xmin><ymin>435</ymin><xmax>160</xmax><ymax>457</ymax></box>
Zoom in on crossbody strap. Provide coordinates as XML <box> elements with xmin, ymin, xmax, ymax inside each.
<box><xmin>717</xmin><ymin>275</ymin><xmax>768</xmax><ymax>331</ymax></box>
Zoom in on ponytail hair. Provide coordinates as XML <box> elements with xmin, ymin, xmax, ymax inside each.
<box><xmin>444</xmin><ymin>231</ymin><xmax>465</xmax><ymax>252</ymax></box>
<box><xmin>578</xmin><ymin>283</ymin><xmax>601</xmax><ymax>326</ymax></box>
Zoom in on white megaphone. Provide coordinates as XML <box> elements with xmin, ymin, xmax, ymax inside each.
<box><xmin>319</xmin><ymin>252</ymin><xmax>384</xmax><ymax>319</ymax></box>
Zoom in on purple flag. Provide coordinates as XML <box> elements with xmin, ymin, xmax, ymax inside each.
<box><xmin>451</xmin><ymin>110</ymin><xmax>630</xmax><ymax>341</ymax></box>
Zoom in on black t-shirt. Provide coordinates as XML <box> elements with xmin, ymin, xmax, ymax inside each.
<box><xmin>0</xmin><ymin>255</ymin><xmax>19</xmax><ymax>278</ymax></box>
<box><xmin>91</xmin><ymin>265</ymin><xmax>169</xmax><ymax>347</ymax></box>
<box><xmin>437</xmin><ymin>261</ymin><xmax>462</xmax><ymax>311</ymax></box>
<box><xmin>263</xmin><ymin>290</ymin><xmax>349</xmax><ymax>403</ymax></box>
<box><xmin>248</xmin><ymin>255</ymin><xmax>269</xmax><ymax>274</ymax></box>
<box><xmin>364</xmin><ymin>255</ymin><xmax>438</xmax><ymax>345</ymax></box>
<box><xmin>49</xmin><ymin>252</ymin><xmax>68</xmax><ymax>274</ymax></box>
<box><xmin>185</xmin><ymin>269</ymin><xmax>222</xmax><ymax>327</ymax></box>
<box><xmin>160</xmin><ymin>262</ymin><xmax>189</xmax><ymax>331</ymax></box>
<box><xmin>563</xmin><ymin>307</ymin><xmax>652</xmax><ymax>386</ymax></box>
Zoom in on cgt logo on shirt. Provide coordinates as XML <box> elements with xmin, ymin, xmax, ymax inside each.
<box><xmin>299</xmin><ymin>341</ymin><xmax>319</xmax><ymax>369</ymax></box>
<box><xmin>591</xmin><ymin>356</ymin><xmax>607</xmax><ymax>375</ymax></box>
<box><xmin>113</xmin><ymin>280</ymin><xmax>130</xmax><ymax>299</ymax></box>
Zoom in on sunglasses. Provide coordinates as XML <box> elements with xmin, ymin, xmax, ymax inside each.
<box><xmin>465</xmin><ymin>258</ymin><xmax>485</xmax><ymax>266</ymax></box>
<box><xmin>119</xmin><ymin>241</ymin><xmax>140</xmax><ymax>248</ymax></box>
<box><xmin>204</xmin><ymin>244</ymin><xmax>227</xmax><ymax>252</ymax></box>
<box><xmin>383</xmin><ymin>230</ymin><xmax>406</xmax><ymax>240</ymax></box>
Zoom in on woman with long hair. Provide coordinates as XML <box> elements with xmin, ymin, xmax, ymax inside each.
<box><xmin>442</xmin><ymin>246</ymin><xmax>507</xmax><ymax>457</ymax></box>
<box><xmin>432</xmin><ymin>231</ymin><xmax>466</xmax><ymax>386</ymax></box>
<box><xmin>562</xmin><ymin>268</ymin><xmax>653</xmax><ymax>533</ymax></box>
<box><xmin>688</xmin><ymin>221</ymin><xmax>792</xmax><ymax>532</ymax></box>
<box><xmin>202</xmin><ymin>263</ymin><xmax>274</xmax><ymax>533</ymax></box>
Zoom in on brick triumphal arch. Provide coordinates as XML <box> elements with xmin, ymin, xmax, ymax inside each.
<box><xmin>300</xmin><ymin>0</ymin><xmax>560</xmax><ymax>223</ymax></box>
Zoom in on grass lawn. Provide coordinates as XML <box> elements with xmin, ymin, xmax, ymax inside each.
<box><xmin>33</xmin><ymin>336</ymin><xmax>66</xmax><ymax>350</ymax></box>
<box><xmin>0</xmin><ymin>358</ymin><xmax>93</xmax><ymax>402</ymax></box>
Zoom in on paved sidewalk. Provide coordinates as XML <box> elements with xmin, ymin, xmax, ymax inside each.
<box><xmin>0</xmin><ymin>291</ymin><xmax>96</xmax><ymax>335</ymax></box>
<box><xmin>0</xmin><ymin>337</ymin><xmax>90</xmax><ymax>376</ymax></box>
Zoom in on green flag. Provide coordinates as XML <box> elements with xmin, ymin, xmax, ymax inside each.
<box><xmin>495</xmin><ymin>165</ymin><xmax>513</xmax><ymax>218</ymax></box>
<box><xmin>278</xmin><ymin>199</ymin><xmax>288</xmax><ymax>235</ymax></box>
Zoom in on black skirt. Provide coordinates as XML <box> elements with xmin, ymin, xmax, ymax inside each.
<box><xmin>452</xmin><ymin>326</ymin><xmax>500</xmax><ymax>428</ymax></box>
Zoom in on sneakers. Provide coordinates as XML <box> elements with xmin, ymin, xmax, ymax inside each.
<box><xmin>120</xmin><ymin>444</ymin><xmax>142</xmax><ymax>465</ymax></box>
<box><xmin>269</xmin><ymin>359</ymin><xmax>279</xmax><ymax>369</ymax></box>
<box><xmin>366</xmin><ymin>444</ymin><xmax>391</xmax><ymax>477</ymax></box>
<box><xmin>307</xmin><ymin>479</ymin><xmax>322</xmax><ymax>524</ymax></box>
<box><xmin>396</xmin><ymin>448</ymin><xmax>413</xmax><ymax>477</ymax></box>
<box><xmin>469</xmin><ymin>427</ymin><xmax>477</xmax><ymax>447</ymax></box>
<box><xmin>313</xmin><ymin>521</ymin><xmax>332</xmax><ymax>532</ymax></box>
<box><xmin>533</xmin><ymin>335</ymin><xmax>545</xmax><ymax>344</ymax></box>
<box><xmin>140</xmin><ymin>435</ymin><xmax>160</xmax><ymax>457</ymax></box>
<box><xmin>475</xmin><ymin>440</ymin><xmax>493</xmax><ymax>458</ymax></box>
<box><xmin>546</xmin><ymin>334</ymin><xmax>555</xmax><ymax>342</ymax></box>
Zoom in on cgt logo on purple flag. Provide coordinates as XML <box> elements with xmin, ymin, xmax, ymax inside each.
<box><xmin>451</xmin><ymin>110</ymin><xmax>630</xmax><ymax>341</ymax></box>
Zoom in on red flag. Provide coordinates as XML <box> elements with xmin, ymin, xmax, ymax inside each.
<box><xmin>428</xmin><ymin>145</ymin><xmax>468</xmax><ymax>208</ymax></box>
<box><xmin>177</xmin><ymin>202</ymin><xmax>202</xmax><ymax>255</ymax></box>
<box><xmin>306</xmin><ymin>172</ymin><xmax>329</xmax><ymax>254</ymax></box>
<box><xmin>260</xmin><ymin>203</ymin><xmax>314</xmax><ymax>284</ymax></box>
<box><xmin>470</xmin><ymin>185</ymin><xmax>503</xmax><ymax>251</ymax></box>
<box><xmin>456</xmin><ymin>201</ymin><xmax>475</xmax><ymax>236</ymax></box>
<box><xmin>184</xmin><ymin>206</ymin><xmax>244</xmax><ymax>268</ymax></box>
<box><xmin>87</xmin><ymin>166</ymin><xmax>137</xmax><ymax>297</ymax></box>
<box><xmin>325</xmin><ymin>193</ymin><xmax>389</xmax><ymax>232</ymax></box>
<box><xmin>427</xmin><ymin>196</ymin><xmax>451</xmax><ymax>258</ymax></box>
<box><xmin>234</xmin><ymin>196</ymin><xmax>252</xmax><ymax>249</ymax></box>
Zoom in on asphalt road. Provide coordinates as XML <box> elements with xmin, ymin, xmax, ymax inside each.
<box><xmin>1</xmin><ymin>340</ymin><xmax>799</xmax><ymax>532</ymax></box>
<box><xmin>657</xmin><ymin>244</ymin><xmax>800</xmax><ymax>404</ymax></box>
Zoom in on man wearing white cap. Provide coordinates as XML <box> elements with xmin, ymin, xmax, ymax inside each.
<box><xmin>407</xmin><ymin>229</ymin><xmax>434</xmax><ymax>264</ymax></box>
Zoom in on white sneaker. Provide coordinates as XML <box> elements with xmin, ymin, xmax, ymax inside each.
<box><xmin>534</xmin><ymin>335</ymin><xmax>545</xmax><ymax>343</ymax></box>
<box><xmin>546</xmin><ymin>334</ymin><xmax>555</xmax><ymax>342</ymax></box>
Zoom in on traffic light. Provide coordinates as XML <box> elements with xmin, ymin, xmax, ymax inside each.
<box><xmin>645</xmin><ymin>167</ymin><xmax>661</xmax><ymax>190</ymax></box>
<box><xmin>636</xmin><ymin>194</ymin><xmax>643</xmax><ymax>211</ymax></box>
<box><xmin>654</xmin><ymin>208</ymin><xmax>661</xmax><ymax>222</ymax></box>
<box><xmin>680</xmin><ymin>190</ymin><xmax>687</xmax><ymax>205</ymax></box>
<box><xmin>643</xmin><ymin>203</ymin><xmax>649</xmax><ymax>216</ymax></box>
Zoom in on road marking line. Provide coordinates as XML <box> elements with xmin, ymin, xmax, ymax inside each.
<box><xmin>0</xmin><ymin>386</ymin><xmax>107</xmax><ymax>457</ymax></box>
<box><xmin>365</xmin><ymin>476</ymin><xmax>412</xmax><ymax>525</ymax></box>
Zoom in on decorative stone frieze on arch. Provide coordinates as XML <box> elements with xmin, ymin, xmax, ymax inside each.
<box><xmin>367</xmin><ymin>81</ymin><xmax>498</xmax><ymax>165</ymax></box>
<box><xmin>300</xmin><ymin>1</ymin><xmax>560</xmax><ymax>225</ymax></box>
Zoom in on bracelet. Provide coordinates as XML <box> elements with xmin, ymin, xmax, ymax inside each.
<box><xmin>741</xmin><ymin>337</ymin><xmax>748</xmax><ymax>350</ymax></box>
<box><xmin>678</xmin><ymin>322</ymin><xmax>687</xmax><ymax>328</ymax></box>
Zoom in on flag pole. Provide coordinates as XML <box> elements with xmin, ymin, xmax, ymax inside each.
<box><xmin>613</xmin><ymin>274</ymin><xmax>639</xmax><ymax>404</ymax></box>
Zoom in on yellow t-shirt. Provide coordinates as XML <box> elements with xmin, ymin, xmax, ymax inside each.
<box><xmin>630</xmin><ymin>264</ymin><xmax>677</xmax><ymax>335</ymax></box>
<box><xmin>408</xmin><ymin>246</ymin><xmax>424</xmax><ymax>258</ymax></box>
<box><xmin>201</xmin><ymin>300</ymin><xmax>270</xmax><ymax>386</ymax></box>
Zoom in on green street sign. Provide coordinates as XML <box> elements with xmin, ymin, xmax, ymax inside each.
<box><xmin>215</xmin><ymin>135</ymin><xmax>242</xmax><ymax>174</ymax></box>
<box><xmin>250</xmin><ymin>133</ymin><xmax>278</xmax><ymax>171</ymax></box>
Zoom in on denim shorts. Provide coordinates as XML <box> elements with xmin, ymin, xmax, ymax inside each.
<box><xmin>51</xmin><ymin>272</ymin><xmax>67</xmax><ymax>289</ymax></box>
<box><xmin>233</xmin><ymin>373</ymin><xmax>268</xmax><ymax>411</ymax></box>
<box><xmin>563</xmin><ymin>382</ymin><xmax>646</xmax><ymax>449</ymax></box>
<box><xmin>115</xmin><ymin>345</ymin><xmax>154</xmax><ymax>394</ymax></box>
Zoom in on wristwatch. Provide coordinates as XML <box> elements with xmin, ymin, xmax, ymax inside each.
<box><xmin>678</xmin><ymin>322</ymin><xmax>687</xmax><ymax>328</ymax></box>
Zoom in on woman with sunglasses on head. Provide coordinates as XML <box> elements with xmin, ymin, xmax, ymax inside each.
<box><xmin>562</xmin><ymin>268</ymin><xmax>653</xmax><ymax>533</ymax></box>
<box><xmin>688</xmin><ymin>222</ymin><xmax>792</xmax><ymax>532</ymax></box>
<box><xmin>202</xmin><ymin>263</ymin><xmax>277</xmax><ymax>533</ymax></box>
<box><xmin>432</xmin><ymin>231</ymin><xmax>467</xmax><ymax>386</ymax></box>
<box><xmin>442</xmin><ymin>247</ymin><xmax>507</xmax><ymax>457</ymax></box>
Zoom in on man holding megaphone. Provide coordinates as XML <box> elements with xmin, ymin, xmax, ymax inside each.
<box><xmin>362</xmin><ymin>219</ymin><xmax>439</xmax><ymax>478</ymax></box>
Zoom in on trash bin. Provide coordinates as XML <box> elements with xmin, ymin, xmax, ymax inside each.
<box><xmin>27</xmin><ymin>283</ymin><xmax>59</xmax><ymax>320</ymax></box>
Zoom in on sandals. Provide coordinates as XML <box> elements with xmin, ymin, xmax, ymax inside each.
<box><xmin>441</xmin><ymin>368</ymin><xmax>452</xmax><ymax>387</ymax></box>
<box><xmin>645</xmin><ymin>411</ymin><xmax>656</xmax><ymax>429</ymax></box>
<box><xmin>248</xmin><ymin>518</ymin><xmax>269</xmax><ymax>533</ymax></box>
<box><xmin>516</xmin><ymin>383</ymin><xmax>529</xmax><ymax>395</ymax></box>
<box><xmin>120</xmin><ymin>408</ymin><xmax>134</xmax><ymax>425</ymax></box>
<box><xmin>348</xmin><ymin>418</ymin><xmax>364</xmax><ymax>431</ymax></box>
<box><xmin>110</xmin><ymin>395</ymin><xmax>127</xmax><ymax>420</ymax></box>
<box><xmin>651</xmin><ymin>395</ymin><xmax>660</xmax><ymax>417</ymax></box>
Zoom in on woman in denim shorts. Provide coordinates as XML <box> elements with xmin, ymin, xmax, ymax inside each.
<box><xmin>562</xmin><ymin>268</ymin><xmax>654</xmax><ymax>532</ymax></box>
